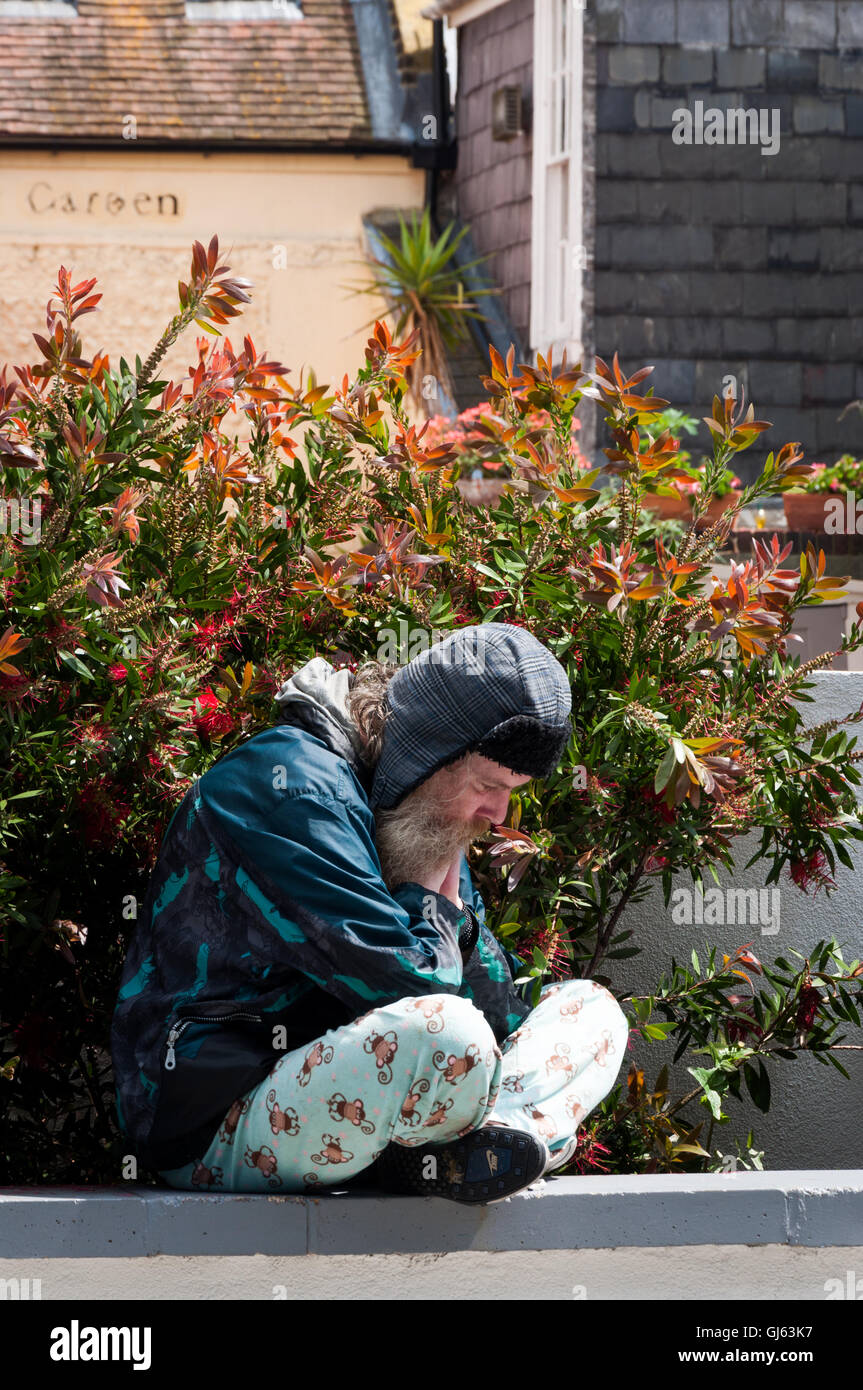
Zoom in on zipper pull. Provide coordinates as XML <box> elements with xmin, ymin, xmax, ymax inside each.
<box><xmin>164</xmin><ymin>1025</ymin><xmax>182</xmax><ymax>1071</ymax></box>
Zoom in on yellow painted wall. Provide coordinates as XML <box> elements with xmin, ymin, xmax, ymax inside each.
<box><xmin>393</xmin><ymin>0</ymin><xmax>435</xmax><ymax>52</ymax></box>
<box><xmin>0</xmin><ymin>149</ymin><xmax>425</xmax><ymax>395</ymax></box>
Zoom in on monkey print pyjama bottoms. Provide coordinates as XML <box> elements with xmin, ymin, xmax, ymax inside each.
<box><xmin>158</xmin><ymin>978</ymin><xmax>630</xmax><ymax>1193</ymax></box>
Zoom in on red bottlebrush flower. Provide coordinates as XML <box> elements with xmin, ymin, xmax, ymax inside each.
<box><xmin>69</xmin><ymin>718</ymin><xmax>113</xmax><ymax>765</ymax></box>
<box><xmin>12</xmin><ymin>1013</ymin><xmax>63</xmax><ymax>1072</ymax></box>
<box><xmin>724</xmin><ymin>993</ymin><xmax>763</xmax><ymax>1043</ymax></box>
<box><xmin>643</xmin><ymin>852</ymin><xmax>669</xmax><ymax>874</ymax></box>
<box><xmin>190</xmin><ymin>614</ymin><xmax>234</xmax><ymax>653</ymax></box>
<box><xmin>639</xmin><ymin>785</ymin><xmax>677</xmax><ymax>825</ymax></box>
<box><xmin>77</xmin><ymin>775</ymin><xmax>132</xmax><ymax>847</ymax></box>
<box><xmin>796</xmin><ymin>984</ymin><xmax>821</xmax><ymax>1033</ymax></box>
<box><xmin>0</xmin><ymin>669</ymin><xmax>31</xmax><ymax>703</ymax></box>
<box><xmin>571</xmin><ymin>1133</ymin><xmax>612</xmax><ymax>1175</ymax></box>
<box><xmin>192</xmin><ymin>687</ymin><xmax>236</xmax><ymax>739</ymax></box>
<box><xmin>515</xmin><ymin>924</ymin><xmax>574</xmax><ymax>980</ymax></box>
<box><xmin>107</xmin><ymin>663</ymin><xmax>128</xmax><ymax>682</ymax></box>
<box><xmin>43</xmin><ymin>616</ymin><xmax>84</xmax><ymax>651</ymax></box>
<box><xmin>789</xmin><ymin>849</ymin><xmax>836</xmax><ymax>894</ymax></box>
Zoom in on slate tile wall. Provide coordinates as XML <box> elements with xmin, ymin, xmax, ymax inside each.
<box><xmin>595</xmin><ymin>0</ymin><xmax>863</xmax><ymax>476</ymax></box>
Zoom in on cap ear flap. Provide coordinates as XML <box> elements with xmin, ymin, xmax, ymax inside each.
<box><xmin>473</xmin><ymin>715</ymin><xmax>572</xmax><ymax>780</ymax></box>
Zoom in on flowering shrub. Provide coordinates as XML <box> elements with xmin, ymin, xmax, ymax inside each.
<box><xmin>793</xmin><ymin>454</ymin><xmax>863</xmax><ymax>494</ymax></box>
<box><xmin>2</xmin><ymin>239</ymin><xmax>863</xmax><ymax>1184</ymax></box>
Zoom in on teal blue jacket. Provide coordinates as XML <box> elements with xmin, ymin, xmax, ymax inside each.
<box><xmin>110</xmin><ymin>690</ymin><xmax>533</xmax><ymax>1171</ymax></box>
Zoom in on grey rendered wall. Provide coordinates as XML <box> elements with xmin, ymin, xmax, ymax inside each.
<box><xmin>594</xmin><ymin>0</ymin><xmax>863</xmax><ymax>480</ymax></box>
<box><xmin>617</xmin><ymin>669</ymin><xmax>863</xmax><ymax>1169</ymax></box>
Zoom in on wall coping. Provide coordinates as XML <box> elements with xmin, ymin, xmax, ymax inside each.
<box><xmin>2</xmin><ymin>1171</ymin><xmax>862</xmax><ymax>1258</ymax></box>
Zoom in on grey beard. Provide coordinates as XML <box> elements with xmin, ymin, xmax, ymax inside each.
<box><xmin>373</xmin><ymin>787</ymin><xmax>484</xmax><ymax>895</ymax></box>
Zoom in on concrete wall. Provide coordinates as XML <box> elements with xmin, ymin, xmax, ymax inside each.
<box><xmin>2</xmin><ymin>1174</ymin><xmax>861</xmax><ymax>1297</ymax></box>
<box><xmin>1</xmin><ymin>1244</ymin><xmax>858</xmax><ymax>1298</ymax></box>
<box><xmin>619</xmin><ymin>669</ymin><xmax>863</xmax><ymax>1170</ymax></box>
<box><xmin>594</xmin><ymin>0</ymin><xmax>863</xmax><ymax>479</ymax></box>
<box><xmin>0</xmin><ymin>149</ymin><xmax>425</xmax><ymax>389</ymax></box>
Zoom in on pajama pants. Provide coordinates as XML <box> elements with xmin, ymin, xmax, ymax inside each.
<box><xmin>158</xmin><ymin>978</ymin><xmax>630</xmax><ymax>1194</ymax></box>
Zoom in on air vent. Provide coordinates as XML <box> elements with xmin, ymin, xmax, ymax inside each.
<box><xmin>491</xmin><ymin>85</ymin><xmax>524</xmax><ymax>141</ymax></box>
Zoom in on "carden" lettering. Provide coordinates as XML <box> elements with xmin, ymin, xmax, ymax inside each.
<box><xmin>27</xmin><ymin>183</ymin><xmax>180</xmax><ymax>217</ymax></box>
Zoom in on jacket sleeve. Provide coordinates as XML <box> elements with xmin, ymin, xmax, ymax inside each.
<box><xmin>199</xmin><ymin>788</ymin><xmax>471</xmax><ymax>1016</ymax></box>
<box><xmin>456</xmin><ymin>856</ymin><xmax>533</xmax><ymax>1041</ymax></box>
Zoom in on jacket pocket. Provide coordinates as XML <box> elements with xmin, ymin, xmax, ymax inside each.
<box><xmin>143</xmin><ymin>1002</ymin><xmax>276</xmax><ymax>1170</ymax></box>
<box><xmin>163</xmin><ymin>1001</ymin><xmax>266</xmax><ymax>1071</ymax></box>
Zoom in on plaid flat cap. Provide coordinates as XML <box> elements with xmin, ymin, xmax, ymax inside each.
<box><xmin>368</xmin><ymin>622</ymin><xmax>572</xmax><ymax>812</ymax></box>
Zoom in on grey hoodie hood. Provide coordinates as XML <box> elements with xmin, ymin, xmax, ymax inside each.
<box><xmin>273</xmin><ymin>657</ymin><xmax>370</xmax><ymax>784</ymax></box>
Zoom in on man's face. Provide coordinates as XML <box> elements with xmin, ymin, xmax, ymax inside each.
<box><xmin>373</xmin><ymin>752</ymin><xmax>532</xmax><ymax>892</ymax></box>
<box><xmin>426</xmin><ymin>753</ymin><xmax>533</xmax><ymax>836</ymax></box>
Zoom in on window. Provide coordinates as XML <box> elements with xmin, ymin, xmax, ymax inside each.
<box><xmin>0</xmin><ymin>1</ymin><xmax>76</xmax><ymax>14</ymax></box>
<box><xmin>530</xmin><ymin>0</ymin><xmax>584</xmax><ymax>366</ymax></box>
<box><xmin>185</xmin><ymin>0</ymin><xmax>302</xmax><ymax>18</ymax></box>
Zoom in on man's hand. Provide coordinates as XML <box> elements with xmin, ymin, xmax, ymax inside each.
<box><xmin>413</xmin><ymin>856</ymin><xmax>463</xmax><ymax>909</ymax></box>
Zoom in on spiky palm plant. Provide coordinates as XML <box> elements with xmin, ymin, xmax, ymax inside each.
<box><xmin>344</xmin><ymin>207</ymin><xmax>499</xmax><ymax>419</ymax></box>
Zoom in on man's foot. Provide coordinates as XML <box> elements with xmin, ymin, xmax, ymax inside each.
<box><xmin>373</xmin><ymin>1125</ymin><xmax>550</xmax><ymax>1205</ymax></box>
<box><xmin>542</xmin><ymin>1132</ymin><xmax>580</xmax><ymax>1176</ymax></box>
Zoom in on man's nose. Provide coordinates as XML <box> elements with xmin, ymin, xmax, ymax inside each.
<box><xmin>479</xmin><ymin>790</ymin><xmax>512</xmax><ymax>824</ymax></box>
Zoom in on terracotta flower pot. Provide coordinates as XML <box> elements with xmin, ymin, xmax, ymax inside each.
<box><xmin>782</xmin><ymin>491</ymin><xmax>829</xmax><ymax>532</ymax></box>
<box><xmin>641</xmin><ymin>492</ymin><xmax>692</xmax><ymax>521</ymax></box>
<box><xmin>642</xmin><ymin>490</ymin><xmax>741</xmax><ymax>529</ymax></box>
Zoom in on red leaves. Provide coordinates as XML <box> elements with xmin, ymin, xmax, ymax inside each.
<box><xmin>80</xmin><ymin>552</ymin><xmax>130</xmax><ymax>609</ymax></box>
<box><xmin>702</xmin><ymin>388</ymin><xmax>771</xmax><ymax>451</ymax></box>
<box><xmin>182</xmin><ymin>236</ymin><xmax>253</xmax><ymax>334</ymax></box>
<box><xmin>182</xmin><ymin>431</ymin><xmax>262</xmax><ymax>504</ymax></box>
<box><xmin>53</xmin><ymin>266</ymin><xmax>102</xmax><ymax>325</ymax></box>
<box><xmin>568</xmin><ymin>539</ymin><xmax>664</xmax><ymax>616</ymax></box>
<box><xmin>581</xmin><ymin>351</ymin><xmax>670</xmax><ymax>416</ymax></box>
<box><xmin>480</xmin><ymin>341</ymin><xmax>587</xmax><ymax>410</ymax></box>
<box><xmin>485</xmin><ymin>824</ymin><xmax>542</xmax><ymax>891</ymax></box>
<box><xmin>108</xmin><ymin>486</ymin><xmax>148</xmax><ymax>543</ymax></box>
<box><xmin>363</xmin><ymin>319</ymin><xmax>422</xmax><ymax>378</ymax></box>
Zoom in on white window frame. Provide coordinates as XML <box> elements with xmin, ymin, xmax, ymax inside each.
<box><xmin>185</xmin><ymin>1</ymin><xmax>302</xmax><ymax>18</ymax></box>
<box><xmin>530</xmin><ymin>0</ymin><xmax>584</xmax><ymax>367</ymax></box>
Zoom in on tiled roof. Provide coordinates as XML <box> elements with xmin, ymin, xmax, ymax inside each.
<box><xmin>0</xmin><ymin>0</ymin><xmax>414</xmax><ymax>146</ymax></box>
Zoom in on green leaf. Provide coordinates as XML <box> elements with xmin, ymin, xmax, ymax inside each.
<box><xmin>642</xmin><ymin>1022</ymin><xmax>678</xmax><ymax>1040</ymax></box>
<box><xmin>654</xmin><ymin>744</ymin><xmax>676</xmax><ymax>793</ymax></box>
<box><xmin>58</xmin><ymin>650</ymin><xmax>94</xmax><ymax>680</ymax></box>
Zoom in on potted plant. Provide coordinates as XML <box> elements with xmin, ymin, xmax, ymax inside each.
<box><xmin>343</xmin><ymin>206</ymin><xmax>499</xmax><ymax>420</ymax></box>
<box><xmin>783</xmin><ymin>455</ymin><xmax>863</xmax><ymax>532</ymax></box>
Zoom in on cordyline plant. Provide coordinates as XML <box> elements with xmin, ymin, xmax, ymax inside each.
<box><xmin>2</xmin><ymin>237</ymin><xmax>862</xmax><ymax>1185</ymax></box>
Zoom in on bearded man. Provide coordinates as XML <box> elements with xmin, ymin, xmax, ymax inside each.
<box><xmin>111</xmin><ymin>623</ymin><xmax>628</xmax><ymax>1204</ymax></box>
